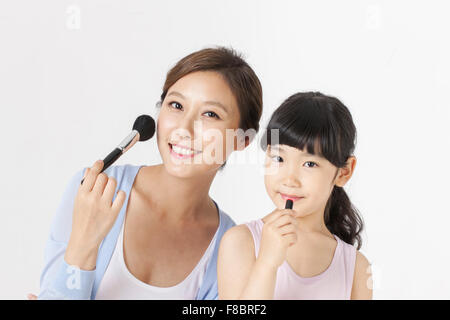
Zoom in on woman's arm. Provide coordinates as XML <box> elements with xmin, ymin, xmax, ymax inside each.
<box><xmin>350</xmin><ymin>251</ymin><xmax>373</xmax><ymax>300</ymax></box>
<box><xmin>217</xmin><ymin>225</ymin><xmax>278</xmax><ymax>300</ymax></box>
<box><xmin>38</xmin><ymin>167</ymin><xmax>96</xmax><ymax>300</ymax></box>
<box><xmin>39</xmin><ymin>160</ymin><xmax>127</xmax><ymax>299</ymax></box>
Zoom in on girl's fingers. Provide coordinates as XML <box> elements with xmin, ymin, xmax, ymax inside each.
<box><xmin>263</xmin><ymin>210</ymin><xmax>283</xmax><ymax>224</ymax></box>
<box><xmin>279</xmin><ymin>209</ymin><xmax>295</xmax><ymax>215</ymax></box>
<box><xmin>264</xmin><ymin>208</ymin><xmax>293</xmax><ymax>224</ymax></box>
<box><xmin>285</xmin><ymin>233</ymin><xmax>297</xmax><ymax>246</ymax></box>
<box><xmin>272</xmin><ymin>214</ymin><xmax>297</xmax><ymax>228</ymax></box>
<box><xmin>278</xmin><ymin>224</ymin><xmax>297</xmax><ymax>236</ymax></box>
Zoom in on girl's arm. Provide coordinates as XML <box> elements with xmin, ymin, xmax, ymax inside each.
<box><xmin>217</xmin><ymin>225</ymin><xmax>278</xmax><ymax>299</ymax></box>
<box><xmin>350</xmin><ymin>251</ymin><xmax>373</xmax><ymax>299</ymax></box>
<box><xmin>218</xmin><ymin>211</ymin><xmax>297</xmax><ymax>300</ymax></box>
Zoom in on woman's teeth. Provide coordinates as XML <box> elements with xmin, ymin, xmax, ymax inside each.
<box><xmin>171</xmin><ymin>144</ymin><xmax>196</xmax><ymax>155</ymax></box>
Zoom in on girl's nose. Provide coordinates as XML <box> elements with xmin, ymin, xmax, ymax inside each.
<box><xmin>282</xmin><ymin>166</ymin><xmax>302</xmax><ymax>188</ymax></box>
<box><xmin>282</xmin><ymin>176</ymin><xmax>301</xmax><ymax>189</ymax></box>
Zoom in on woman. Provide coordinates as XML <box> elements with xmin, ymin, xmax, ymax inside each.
<box><xmin>35</xmin><ymin>47</ymin><xmax>263</xmax><ymax>299</ymax></box>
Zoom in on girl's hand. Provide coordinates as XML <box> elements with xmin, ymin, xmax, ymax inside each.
<box><xmin>65</xmin><ymin>160</ymin><xmax>126</xmax><ymax>270</ymax></box>
<box><xmin>258</xmin><ymin>209</ymin><xmax>298</xmax><ymax>270</ymax></box>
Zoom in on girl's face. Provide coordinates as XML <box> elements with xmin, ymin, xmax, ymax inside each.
<box><xmin>157</xmin><ymin>71</ymin><xmax>243</xmax><ymax>178</ymax></box>
<box><xmin>264</xmin><ymin>144</ymin><xmax>344</xmax><ymax>218</ymax></box>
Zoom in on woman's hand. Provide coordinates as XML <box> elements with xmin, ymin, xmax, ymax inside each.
<box><xmin>258</xmin><ymin>209</ymin><xmax>298</xmax><ymax>270</ymax></box>
<box><xmin>65</xmin><ymin>160</ymin><xmax>127</xmax><ymax>270</ymax></box>
<box><xmin>27</xmin><ymin>293</ymin><xmax>37</xmax><ymax>300</ymax></box>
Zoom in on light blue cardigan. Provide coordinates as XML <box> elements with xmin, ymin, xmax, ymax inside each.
<box><xmin>38</xmin><ymin>164</ymin><xmax>236</xmax><ymax>300</ymax></box>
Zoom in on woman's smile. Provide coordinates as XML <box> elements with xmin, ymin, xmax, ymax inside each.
<box><xmin>169</xmin><ymin>142</ymin><xmax>202</xmax><ymax>159</ymax></box>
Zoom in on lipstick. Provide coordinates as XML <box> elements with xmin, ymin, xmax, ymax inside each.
<box><xmin>285</xmin><ymin>199</ymin><xmax>293</xmax><ymax>209</ymax></box>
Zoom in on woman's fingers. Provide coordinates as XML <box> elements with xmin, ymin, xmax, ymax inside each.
<box><xmin>102</xmin><ymin>177</ymin><xmax>117</xmax><ymax>204</ymax></box>
<box><xmin>27</xmin><ymin>293</ymin><xmax>37</xmax><ymax>300</ymax></box>
<box><xmin>111</xmin><ymin>190</ymin><xmax>126</xmax><ymax>214</ymax></box>
<box><xmin>92</xmin><ymin>172</ymin><xmax>108</xmax><ymax>196</ymax></box>
<box><xmin>81</xmin><ymin>160</ymin><xmax>104</xmax><ymax>192</ymax></box>
<box><xmin>68</xmin><ymin>161</ymin><xmax>128</xmax><ymax>267</ymax></box>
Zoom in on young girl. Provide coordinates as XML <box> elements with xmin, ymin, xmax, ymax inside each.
<box><xmin>217</xmin><ymin>92</ymin><xmax>372</xmax><ymax>300</ymax></box>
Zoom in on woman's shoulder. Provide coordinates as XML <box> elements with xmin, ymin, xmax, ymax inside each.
<box><xmin>76</xmin><ymin>163</ymin><xmax>143</xmax><ymax>183</ymax></box>
<box><xmin>101</xmin><ymin>163</ymin><xmax>144</xmax><ymax>179</ymax></box>
<box><xmin>98</xmin><ymin>163</ymin><xmax>150</xmax><ymax>191</ymax></box>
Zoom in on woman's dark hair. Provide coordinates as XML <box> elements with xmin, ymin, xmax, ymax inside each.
<box><xmin>159</xmin><ymin>46</ymin><xmax>263</xmax><ymax>169</ymax></box>
<box><xmin>160</xmin><ymin>46</ymin><xmax>263</xmax><ymax>133</ymax></box>
<box><xmin>261</xmin><ymin>92</ymin><xmax>364</xmax><ymax>249</ymax></box>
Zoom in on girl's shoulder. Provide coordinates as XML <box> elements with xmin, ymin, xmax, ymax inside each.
<box><xmin>354</xmin><ymin>250</ymin><xmax>371</xmax><ymax>278</ymax></box>
<box><xmin>350</xmin><ymin>250</ymin><xmax>373</xmax><ymax>299</ymax></box>
<box><xmin>219</xmin><ymin>222</ymin><xmax>257</xmax><ymax>254</ymax></box>
<box><xmin>222</xmin><ymin>223</ymin><xmax>254</xmax><ymax>244</ymax></box>
<box><xmin>219</xmin><ymin>220</ymin><xmax>263</xmax><ymax>258</ymax></box>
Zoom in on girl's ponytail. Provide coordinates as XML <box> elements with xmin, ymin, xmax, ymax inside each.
<box><xmin>324</xmin><ymin>186</ymin><xmax>363</xmax><ymax>250</ymax></box>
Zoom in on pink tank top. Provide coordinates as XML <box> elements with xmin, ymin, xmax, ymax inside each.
<box><xmin>245</xmin><ymin>219</ymin><xmax>357</xmax><ymax>300</ymax></box>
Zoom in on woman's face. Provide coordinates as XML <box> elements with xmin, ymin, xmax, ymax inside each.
<box><xmin>264</xmin><ymin>144</ymin><xmax>341</xmax><ymax>218</ymax></box>
<box><xmin>157</xmin><ymin>71</ymin><xmax>242</xmax><ymax>178</ymax></box>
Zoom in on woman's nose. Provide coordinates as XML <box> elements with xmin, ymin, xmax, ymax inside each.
<box><xmin>174</xmin><ymin>111</ymin><xmax>196</xmax><ymax>140</ymax></box>
<box><xmin>172</xmin><ymin>129</ymin><xmax>191</xmax><ymax>142</ymax></box>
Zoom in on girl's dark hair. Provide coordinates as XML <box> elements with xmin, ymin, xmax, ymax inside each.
<box><xmin>159</xmin><ymin>46</ymin><xmax>263</xmax><ymax>169</ymax></box>
<box><xmin>261</xmin><ymin>92</ymin><xmax>364</xmax><ymax>249</ymax></box>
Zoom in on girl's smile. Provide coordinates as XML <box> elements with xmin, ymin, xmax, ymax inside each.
<box><xmin>279</xmin><ymin>193</ymin><xmax>304</xmax><ymax>202</ymax></box>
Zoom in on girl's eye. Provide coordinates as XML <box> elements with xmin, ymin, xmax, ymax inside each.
<box><xmin>304</xmin><ymin>161</ymin><xmax>318</xmax><ymax>168</ymax></box>
<box><xmin>203</xmin><ymin>111</ymin><xmax>220</xmax><ymax>119</ymax></box>
<box><xmin>169</xmin><ymin>102</ymin><xmax>183</xmax><ymax>110</ymax></box>
<box><xmin>271</xmin><ymin>155</ymin><xmax>283</xmax><ymax>162</ymax></box>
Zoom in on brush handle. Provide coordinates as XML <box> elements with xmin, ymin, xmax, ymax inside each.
<box><xmin>80</xmin><ymin>148</ymin><xmax>122</xmax><ymax>185</ymax></box>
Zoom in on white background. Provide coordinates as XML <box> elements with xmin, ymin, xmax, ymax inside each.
<box><xmin>1</xmin><ymin>0</ymin><xmax>449</xmax><ymax>299</ymax></box>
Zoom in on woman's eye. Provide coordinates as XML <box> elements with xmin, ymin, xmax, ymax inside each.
<box><xmin>169</xmin><ymin>102</ymin><xmax>183</xmax><ymax>110</ymax></box>
<box><xmin>304</xmin><ymin>161</ymin><xmax>318</xmax><ymax>168</ymax></box>
<box><xmin>203</xmin><ymin>111</ymin><xmax>220</xmax><ymax>119</ymax></box>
